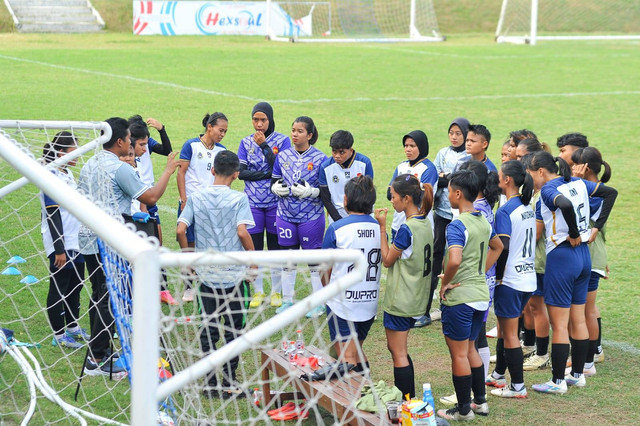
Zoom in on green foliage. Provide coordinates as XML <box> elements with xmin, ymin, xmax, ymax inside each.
<box><xmin>1</xmin><ymin>34</ymin><xmax>639</xmax><ymax>424</ymax></box>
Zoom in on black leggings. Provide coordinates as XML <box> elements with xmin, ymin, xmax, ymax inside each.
<box><xmin>46</xmin><ymin>253</ymin><xmax>84</xmax><ymax>335</ymax></box>
<box><xmin>426</xmin><ymin>214</ymin><xmax>451</xmax><ymax>315</ymax></box>
<box><xmin>85</xmin><ymin>254</ymin><xmax>114</xmax><ymax>360</ymax></box>
<box><xmin>250</xmin><ymin>231</ymin><xmax>280</xmax><ymax>251</ymax></box>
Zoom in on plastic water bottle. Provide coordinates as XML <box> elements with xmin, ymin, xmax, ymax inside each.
<box><xmin>252</xmin><ymin>388</ymin><xmax>262</xmax><ymax>406</ymax></box>
<box><xmin>422</xmin><ymin>383</ymin><xmax>437</xmax><ymax>426</ymax></box>
<box><xmin>295</xmin><ymin>329</ymin><xmax>304</xmax><ymax>354</ymax></box>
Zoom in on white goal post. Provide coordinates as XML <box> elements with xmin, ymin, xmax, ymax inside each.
<box><xmin>0</xmin><ymin>121</ymin><xmax>369</xmax><ymax>425</ymax></box>
<box><xmin>496</xmin><ymin>0</ymin><xmax>640</xmax><ymax>45</ymax></box>
<box><xmin>265</xmin><ymin>0</ymin><xmax>445</xmax><ymax>42</ymax></box>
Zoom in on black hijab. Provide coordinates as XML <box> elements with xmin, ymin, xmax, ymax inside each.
<box><xmin>252</xmin><ymin>102</ymin><xmax>275</xmax><ymax>138</ymax></box>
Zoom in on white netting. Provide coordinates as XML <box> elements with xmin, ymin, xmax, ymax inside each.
<box><xmin>0</xmin><ymin>122</ymin><xmax>386</xmax><ymax>424</ymax></box>
<box><xmin>496</xmin><ymin>0</ymin><xmax>640</xmax><ymax>43</ymax></box>
<box><xmin>269</xmin><ymin>0</ymin><xmax>444</xmax><ymax>41</ymax></box>
<box><xmin>0</xmin><ymin>122</ymin><xmax>132</xmax><ymax>425</ymax></box>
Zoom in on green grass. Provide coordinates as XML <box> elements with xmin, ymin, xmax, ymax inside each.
<box><xmin>1</xmin><ymin>33</ymin><xmax>640</xmax><ymax>424</ymax></box>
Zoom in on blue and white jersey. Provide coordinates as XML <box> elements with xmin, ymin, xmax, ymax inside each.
<box><xmin>272</xmin><ymin>146</ymin><xmax>328</xmax><ymax>223</ymax></box>
<box><xmin>179</xmin><ymin>136</ymin><xmax>226</xmax><ymax>197</ymax></box>
<box><xmin>136</xmin><ymin>137</ymin><xmax>160</xmax><ymax>186</ymax></box>
<box><xmin>78</xmin><ymin>150</ymin><xmax>149</xmax><ymax>254</ymax></box>
<box><xmin>322</xmin><ymin>214</ymin><xmax>381</xmax><ymax>321</ymax></box>
<box><xmin>495</xmin><ymin>195</ymin><xmax>536</xmax><ymax>292</ymax></box>
<box><xmin>474</xmin><ymin>197</ymin><xmax>497</xmax><ymax>289</ymax></box>
<box><xmin>319</xmin><ymin>152</ymin><xmax>374</xmax><ymax>221</ymax></box>
<box><xmin>40</xmin><ymin>168</ymin><xmax>81</xmax><ymax>256</ymax></box>
<box><xmin>589</xmin><ymin>195</ymin><xmax>603</xmax><ymax>222</ymax></box>
<box><xmin>433</xmin><ymin>146</ymin><xmax>469</xmax><ymax>219</ymax></box>
<box><xmin>178</xmin><ymin>185</ymin><xmax>255</xmax><ymax>289</ymax></box>
<box><xmin>453</xmin><ymin>154</ymin><xmax>498</xmax><ymax>174</ymax></box>
<box><xmin>537</xmin><ymin>177</ymin><xmax>598</xmax><ymax>254</ymax></box>
<box><xmin>238</xmin><ymin>131</ymin><xmax>291</xmax><ymax>208</ymax></box>
<box><xmin>389</xmin><ymin>158</ymin><xmax>438</xmax><ymax>232</ymax></box>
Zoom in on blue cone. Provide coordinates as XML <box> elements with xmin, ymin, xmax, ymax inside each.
<box><xmin>1</xmin><ymin>267</ymin><xmax>21</xmax><ymax>275</ymax></box>
<box><xmin>7</xmin><ymin>255</ymin><xmax>26</xmax><ymax>264</ymax></box>
<box><xmin>20</xmin><ymin>275</ymin><xmax>39</xmax><ymax>284</ymax></box>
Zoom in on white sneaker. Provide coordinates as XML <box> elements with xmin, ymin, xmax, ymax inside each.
<box><xmin>532</xmin><ymin>379</ymin><xmax>568</xmax><ymax>394</ymax></box>
<box><xmin>182</xmin><ymin>288</ymin><xmax>194</xmax><ymax>302</ymax></box>
<box><xmin>521</xmin><ymin>343</ymin><xmax>536</xmax><ymax>358</ymax></box>
<box><xmin>439</xmin><ymin>392</ymin><xmax>457</xmax><ymax>405</ymax></box>
<box><xmin>486</xmin><ymin>326</ymin><xmax>498</xmax><ymax>338</ymax></box>
<box><xmin>491</xmin><ymin>384</ymin><xmax>528</xmax><ymax>398</ymax></box>
<box><xmin>523</xmin><ymin>353</ymin><xmax>550</xmax><ymax>371</ymax></box>
<box><xmin>489</xmin><ymin>354</ymin><xmax>497</xmax><ymax>363</ymax></box>
<box><xmin>564</xmin><ymin>373</ymin><xmax>587</xmax><ymax>387</ymax></box>
<box><xmin>565</xmin><ymin>365</ymin><xmax>596</xmax><ymax>377</ymax></box>
<box><xmin>430</xmin><ymin>309</ymin><xmax>442</xmax><ymax>321</ymax></box>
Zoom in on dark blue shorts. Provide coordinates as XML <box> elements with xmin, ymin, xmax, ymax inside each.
<box><xmin>178</xmin><ymin>201</ymin><xmax>195</xmax><ymax>243</ymax></box>
<box><xmin>494</xmin><ymin>285</ymin><xmax>532</xmax><ymax>319</ymax></box>
<box><xmin>441</xmin><ymin>304</ymin><xmax>485</xmax><ymax>341</ymax></box>
<box><xmin>533</xmin><ymin>273</ymin><xmax>544</xmax><ymax>297</ymax></box>
<box><xmin>588</xmin><ymin>271</ymin><xmax>603</xmax><ymax>292</ymax></box>
<box><xmin>147</xmin><ymin>204</ymin><xmax>160</xmax><ymax>224</ymax></box>
<box><xmin>544</xmin><ymin>242</ymin><xmax>591</xmax><ymax>308</ymax></box>
<box><xmin>326</xmin><ymin>305</ymin><xmax>375</xmax><ymax>342</ymax></box>
<box><xmin>383</xmin><ymin>312</ymin><xmax>416</xmax><ymax>332</ymax></box>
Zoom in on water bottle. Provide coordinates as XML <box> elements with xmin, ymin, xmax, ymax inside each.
<box><xmin>422</xmin><ymin>383</ymin><xmax>437</xmax><ymax>426</ymax></box>
<box><xmin>295</xmin><ymin>329</ymin><xmax>304</xmax><ymax>354</ymax></box>
<box><xmin>252</xmin><ymin>388</ymin><xmax>262</xmax><ymax>406</ymax></box>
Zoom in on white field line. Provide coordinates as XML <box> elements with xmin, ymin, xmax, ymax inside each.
<box><xmin>602</xmin><ymin>339</ymin><xmax>640</xmax><ymax>356</ymax></box>
<box><xmin>2</xmin><ymin>54</ymin><xmax>639</xmax><ymax>105</ymax></box>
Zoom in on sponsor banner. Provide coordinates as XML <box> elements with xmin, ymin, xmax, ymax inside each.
<box><xmin>133</xmin><ymin>1</ymin><xmax>312</xmax><ymax>36</ymax></box>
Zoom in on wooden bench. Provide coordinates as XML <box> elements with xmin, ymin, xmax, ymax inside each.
<box><xmin>260</xmin><ymin>345</ymin><xmax>391</xmax><ymax>426</ymax></box>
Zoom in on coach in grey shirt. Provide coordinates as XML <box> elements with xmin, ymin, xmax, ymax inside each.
<box><xmin>77</xmin><ymin>117</ymin><xmax>178</xmax><ymax>374</ymax></box>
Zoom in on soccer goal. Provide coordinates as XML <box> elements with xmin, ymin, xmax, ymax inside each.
<box><xmin>0</xmin><ymin>121</ymin><xmax>376</xmax><ymax>425</ymax></box>
<box><xmin>496</xmin><ymin>0</ymin><xmax>640</xmax><ymax>45</ymax></box>
<box><xmin>266</xmin><ymin>0</ymin><xmax>445</xmax><ymax>42</ymax></box>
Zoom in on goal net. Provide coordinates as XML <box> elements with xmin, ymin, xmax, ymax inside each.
<box><xmin>0</xmin><ymin>121</ymin><xmax>383</xmax><ymax>425</ymax></box>
<box><xmin>496</xmin><ymin>0</ymin><xmax>640</xmax><ymax>44</ymax></box>
<box><xmin>267</xmin><ymin>0</ymin><xmax>444</xmax><ymax>42</ymax></box>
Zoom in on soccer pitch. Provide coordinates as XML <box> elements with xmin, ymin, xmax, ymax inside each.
<box><xmin>1</xmin><ymin>33</ymin><xmax>640</xmax><ymax>423</ymax></box>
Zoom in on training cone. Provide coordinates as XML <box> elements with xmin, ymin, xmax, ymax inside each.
<box><xmin>2</xmin><ymin>267</ymin><xmax>21</xmax><ymax>275</ymax></box>
<box><xmin>20</xmin><ymin>275</ymin><xmax>39</xmax><ymax>284</ymax></box>
<box><xmin>7</xmin><ymin>255</ymin><xmax>26</xmax><ymax>264</ymax></box>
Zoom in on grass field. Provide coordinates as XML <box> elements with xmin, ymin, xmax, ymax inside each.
<box><xmin>1</xmin><ymin>31</ymin><xmax>640</xmax><ymax>424</ymax></box>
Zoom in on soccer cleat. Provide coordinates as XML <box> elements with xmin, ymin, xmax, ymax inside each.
<box><xmin>270</xmin><ymin>293</ymin><xmax>282</xmax><ymax>307</ymax></box>
<box><xmin>521</xmin><ymin>344</ymin><xmax>536</xmax><ymax>359</ymax></box>
<box><xmin>523</xmin><ymin>353</ymin><xmax>550</xmax><ymax>371</ymax></box>
<box><xmin>565</xmin><ymin>364</ymin><xmax>596</xmax><ymax>377</ymax></box>
<box><xmin>65</xmin><ymin>327</ymin><xmax>91</xmax><ymax>342</ymax></box>
<box><xmin>486</xmin><ymin>373</ymin><xmax>507</xmax><ymax>388</ymax></box>
<box><xmin>52</xmin><ymin>334</ymin><xmax>83</xmax><ymax>349</ymax></box>
<box><xmin>491</xmin><ymin>384</ymin><xmax>528</xmax><ymax>398</ymax></box>
<box><xmin>439</xmin><ymin>392</ymin><xmax>458</xmax><ymax>406</ymax></box>
<box><xmin>249</xmin><ymin>292</ymin><xmax>265</xmax><ymax>308</ymax></box>
<box><xmin>430</xmin><ymin>309</ymin><xmax>442</xmax><ymax>321</ymax></box>
<box><xmin>532</xmin><ymin>379</ymin><xmax>567</xmax><ymax>394</ymax></box>
<box><xmin>275</xmin><ymin>301</ymin><xmax>294</xmax><ymax>314</ymax></box>
<box><xmin>437</xmin><ymin>406</ymin><xmax>475</xmax><ymax>421</ymax></box>
<box><xmin>594</xmin><ymin>348</ymin><xmax>605</xmax><ymax>363</ymax></box>
<box><xmin>84</xmin><ymin>357</ymin><xmax>127</xmax><ymax>379</ymax></box>
<box><xmin>160</xmin><ymin>290</ymin><xmax>178</xmax><ymax>305</ymax></box>
<box><xmin>413</xmin><ymin>315</ymin><xmax>432</xmax><ymax>327</ymax></box>
<box><xmin>305</xmin><ymin>305</ymin><xmax>325</xmax><ymax>319</ymax></box>
<box><xmin>267</xmin><ymin>402</ymin><xmax>296</xmax><ymax>416</ymax></box>
<box><xmin>489</xmin><ymin>354</ymin><xmax>497</xmax><ymax>363</ymax></box>
<box><xmin>470</xmin><ymin>401</ymin><xmax>489</xmax><ymax>416</ymax></box>
<box><xmin>564</xmin><ymin>373</ymin><xmax>586</xmax><ymax>387</ymax></box>
<box><xmin>182</xmin><ymin>288</ymin><xmax>194</xmax><ymax>303</ymax></box>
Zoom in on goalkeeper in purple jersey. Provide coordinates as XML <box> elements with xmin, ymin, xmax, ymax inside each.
<box><xmin>238</xmin><ymin>102</ymin><xmax>291</xmax><ymax>309</ymax></box>
<box><xmin>271</xmin><ymin>116</ymin><xmax>328</xmax><ymax>317</ymax></box>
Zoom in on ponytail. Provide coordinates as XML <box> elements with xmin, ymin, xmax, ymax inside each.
<box><xmin>459</xmin><ymin>160</ymin><xmax>500</xmax><ymax>207</ymax></box>
<box><xmin>556</xmin><ymin>156</ymin><xmax>572</xmax><ymax>181</ymax></box>
<box><xmin>501</xmin><ymin>160</ymin><xmax>533</xmax><ymax>205</ymax></box>
<box><xmin>420</xmin><ymin>183</ymin><xmax>433</xmax><ymax>216</ymax></box>
<box><xmin>293</xmin><ymin>116</ymin><xmax>318</xmax><ymax>144</ymax></box>
<box><xmin>571</xmin><ymin>146</ymin><xmax>612</xmax><ymax>183</ymax></box>
<box><xmin>391</xmin><ymin>174</ymin><xmax>423</xmax><ymax>209</ymax></box>
<box><xmin>600</xmin><ymin>161</ymin><xmax>611</xmax><ymax>183</ymax></box>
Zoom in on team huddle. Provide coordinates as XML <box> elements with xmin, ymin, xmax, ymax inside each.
<box><xmin>39</xmin><ymin>103</ymin><xmax>618</xmax><ymax>420</ymax></box>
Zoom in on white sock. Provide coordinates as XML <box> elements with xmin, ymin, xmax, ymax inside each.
<box><xmin>282</xmin><ymin>269</ymin><xmax>296</xmax><ymax>303</ymax></box>
<box><xmin>478</xmin><ymin>346</ymin><xmax>491</xmax><ymax>377</ymax></box>
<box><xmin>512</xmin><ymin>382</ymin><xmax>525</xmax><ymax>391</ymax></box>
<box><xmin>67</xmin><ymin>326</ymin><xmax>80</xmax><ymax>333</ymax></box>
<box><xmin>253</xmin><ymin>267</ymin><xmax>264</xmax><ymax>294</ymax></box>
<box><xmin>270</xmin><ymin>267</ymin><xmax>282</xmax><ymax>294</ymax></box>
<box><xmin>310</xmin><ymin>270</ymin><xmax>322</xmax><ymax>294</ymax></box>
<box><xmin>584</xmin><ymin>361</ymin><xmax>594</xmax><ymax>369</ymax></box>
